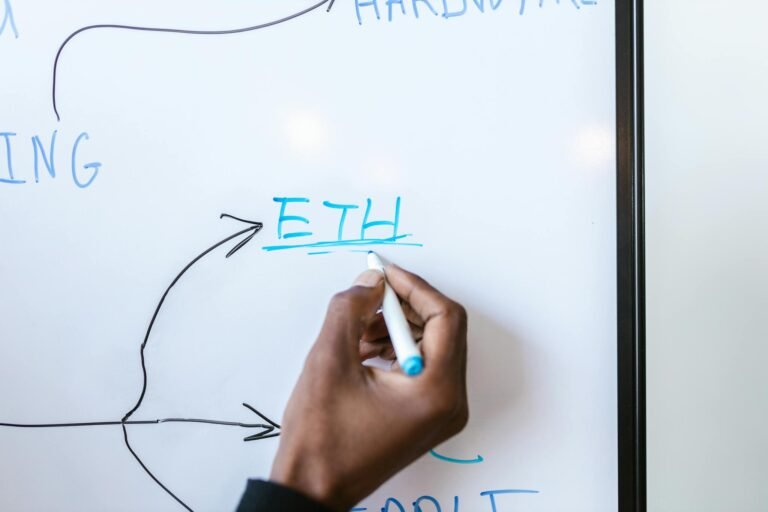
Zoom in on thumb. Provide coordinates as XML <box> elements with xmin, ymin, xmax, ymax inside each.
<box><xmin>317</xmin><ymin>270</ymin><xmax>385</xmax><ymax>363</ymax></box>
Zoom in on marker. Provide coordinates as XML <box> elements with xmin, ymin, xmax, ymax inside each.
<box><xmin>367</xmin><ymin>252</ymin><xmax>424</xmax><ymax>376</ymax></box>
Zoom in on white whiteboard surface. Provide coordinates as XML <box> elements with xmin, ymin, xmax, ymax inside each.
<box><xmin>0</xmin><ymin>1</ymin><xmax>618</xmax><ymax>511</ymax></box>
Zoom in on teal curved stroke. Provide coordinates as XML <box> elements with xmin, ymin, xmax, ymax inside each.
<box><xmin>429</xmin><ymin>449</ymin><xmax>484</xmax><ymax>464</ymax></box>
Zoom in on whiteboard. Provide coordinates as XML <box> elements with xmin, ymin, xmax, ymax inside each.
<box><xmin>0</xmin><ymin>0</ymin><xmax>618</xmax><ymax>511</ymax></box>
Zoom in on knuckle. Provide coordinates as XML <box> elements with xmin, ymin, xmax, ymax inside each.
<box><xmin>424</xmin><ymin>391</ymin><xmax>460</xmax><ymax>422</ymax></box>
<box><xmin>328</xmin><ymin>291</ymin><xmax>359</xmax><ymax>319</ymax></box>
<box><xmin>452</xmin><ymin>302</ymin><xmax>468</xmax><ymax>324</ymax></box>
<box><xmin>329</xmin><ymin>290</ymin><xmax>353</xmax><ymax>311</ymax></box>
<box><xmin>453</xmin><ymin>404</ymin><xmax>470</xmax><ymax>434</ymax></box>
<box><xmin>441</xmin><ymin>300</ymin><xmax>468</xmax><ymax>328</ymax></box>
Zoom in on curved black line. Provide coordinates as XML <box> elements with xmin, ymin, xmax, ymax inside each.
<box><xmin>52</xmin><ymin>0</ymin><xmax>334</xmax><ymax>120</ymax></box>
<box><xmin>122</xmin><ymin>424</ymin><xmax>194</xmax><ymax>512</ymax></box>
<box><xmin>121</xmin><ymin>222</ymin><xmax>262</xmax><ymax>424</ymax></box>
<box><xmin>0</xmin><ymin>217</ymin><xmax>266</xmax><ymax>511</ymax></box>
<box><xmin>220</xmin><ymin>213</ymin><xmax>261</xmax><ymax>226</ymax></box>
<box><xmin>117</xmin><ymin>218</ymin><xmax>263</xmax><ymax>510</ymax></box>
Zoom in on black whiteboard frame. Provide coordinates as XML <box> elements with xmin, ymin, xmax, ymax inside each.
<box><xmin>616</xmin><ymin>0</ymin><xmax>646</xmax><ymax>511</ymax></box>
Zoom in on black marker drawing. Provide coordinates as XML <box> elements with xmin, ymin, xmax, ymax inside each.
<box><xmin>122</xmin><ymin>213</ymin><xmax>264</xmax><ymax>425</ymax></box>
<box><xmin>51</xmin><ymin>0</ymin><xmax>337</xmax><ymax>121</ymax></box>
<box><xmin>1</xmin><ymin>214</ymin><xmax>275</xmax><ymax>512</ymax></box>
<box><xmin>2</xmin><ymin>0</ymin><xmax>485</xmax><ymax>507</ymax></box>
<box><xmin>120</xmin><ymin>213</ymin><xmax>267</xmax><ymax>511</ymax></box>
<box><xmin>0</xmin><ymin>404</ymin><xmax>280</xmax><ymax>440</ymax></box>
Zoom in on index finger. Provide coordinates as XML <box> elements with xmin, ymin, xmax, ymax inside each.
<box><xmin>314</xmin><ymin>270</ymin><xmax>385</xmax><ymax>366</ymax></box>
<box><xmin>385</xmin><ymin>265</ymin><xmax>467</xmax><ymax>374</ymax></box>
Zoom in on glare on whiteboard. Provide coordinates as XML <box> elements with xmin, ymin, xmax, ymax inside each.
<box><xmin>362</xmin><ymin>156</ymin><xmax>403</xmax><ymax>187</ymax></box>
<box><xmin>571</xmin><ymin>124</ymin><xmax>614</xmax><ymax>172</ymax></box>
<box><xmin>280</xmin><ymin>109</ymin><xmax>332</xmax><ymax>159</ymax></box>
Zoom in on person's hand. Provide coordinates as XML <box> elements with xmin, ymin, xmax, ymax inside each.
<box><xmin>270</xmin><ymin>265</ymin><xmax>469</xmax><ymax>511</ymax></box>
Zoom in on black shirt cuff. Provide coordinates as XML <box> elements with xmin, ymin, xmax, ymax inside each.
<box><xmin>236</xmin><ymin>479</ymin><xmax>337</xmax><ymax>512</ymax></box>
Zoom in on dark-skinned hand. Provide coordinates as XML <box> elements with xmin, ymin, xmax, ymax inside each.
<box><xmin>270</xmin><ymin>265</ymin><xmax>469</xmax><ymax>511</ymax></box>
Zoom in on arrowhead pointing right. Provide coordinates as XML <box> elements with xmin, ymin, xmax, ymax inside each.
<box><xmin>241</xmin><ymin>403</ymin><xmax>281</xmax><ymax>442</ymax></box>
<box><xmin>220</xmin><ymin>214</ymin><xmax>264</xmax><ymax>259</ymax></box>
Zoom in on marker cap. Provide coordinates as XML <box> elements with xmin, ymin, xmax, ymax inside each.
<box><xmin>401</xmin><ymin>355</ymin><xmax>424</xmax><ymax>376</ymax></box>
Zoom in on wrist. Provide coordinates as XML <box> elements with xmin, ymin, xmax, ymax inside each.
<box><xmin>270</xmin><ymin>450</ymin><xmax>347</xmax><ymax>511</ymax></box>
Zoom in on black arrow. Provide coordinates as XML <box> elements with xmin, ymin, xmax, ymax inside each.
<box><xmin>0</xmin><ymin>403</ymin><xmax>280</xmax><ymax>443</ymax></box>
<box><xmin>1</xmin><ymin>213</ymin><xmax>270</xmax><ymax>512</ymax></box>
<box><xmin>52</xmin><ymin>0</ymin><xmax>338</xmax><ymax>120</ymax></box>
<box><xmin>119</xmin><ymin>402</ymin><xmax>280</xmax><ymax>512</ymax></box>
<box><xmin>117</xmin><ymin>214</ymin><xmax>265</xmax><ymax>511</ymax></box>
<box><xmin>122</xmin><ymin>214</ymin><xmax>263</xmax><ymax>423</ymax></box>
<box><xmin>0</xmin><ymin>215</ymin><xmax>266</xmax><ymax>430</ymax></box>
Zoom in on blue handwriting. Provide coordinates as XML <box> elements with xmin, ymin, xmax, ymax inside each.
<box><xmin>0</xmin><ymin>0</ymin><xmax>18</xmax><ymax>39</ymax></box>
<box><xmin>480</xmin><ymin>489</ymin><xmax>541</xmax><ymax>512</ymax></box>
<box><xmin>262</xmin><ymin>196</ymin><xmax>422</xmax><ymax>255</ymax></box>
<box><xmin>429</xmin><ymin>449</ymin><xmax>484</xmax><ymax>464</ymax></box>
<box><xmin>0</xmin><ymin>130</ymin><xmax>102</xmax><ymax>188</ymax></box>
<box><xmin>350</xmin><ymin>488</ymin><xmax>540</xmax><ymax>511</ymax></box>
<box><xmin>354</xmin><ymin>0</ymin><xmax>597</xmax><ymax>24</ymax></box>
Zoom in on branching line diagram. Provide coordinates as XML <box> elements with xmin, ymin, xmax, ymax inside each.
<box><xmin>1</xmin><ymin>213</ymin><xmax>273</xmax><ymax>511</ymax></box>
<box><xmin>2</xmin><ymin>1</ymin><xmax>486</xmax><ymax>509</ymax></box>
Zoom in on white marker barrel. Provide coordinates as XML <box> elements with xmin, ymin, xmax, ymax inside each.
<box><xmin>367</xmin><ymin>252</ymin><xmax>423</xmax><ymax>376</ymax></box>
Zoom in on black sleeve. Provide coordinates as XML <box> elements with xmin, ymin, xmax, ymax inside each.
<box><xmin>236</xmin><ymin>479</ymin><xmax>337</xmax><ymax>512</ymax></box>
